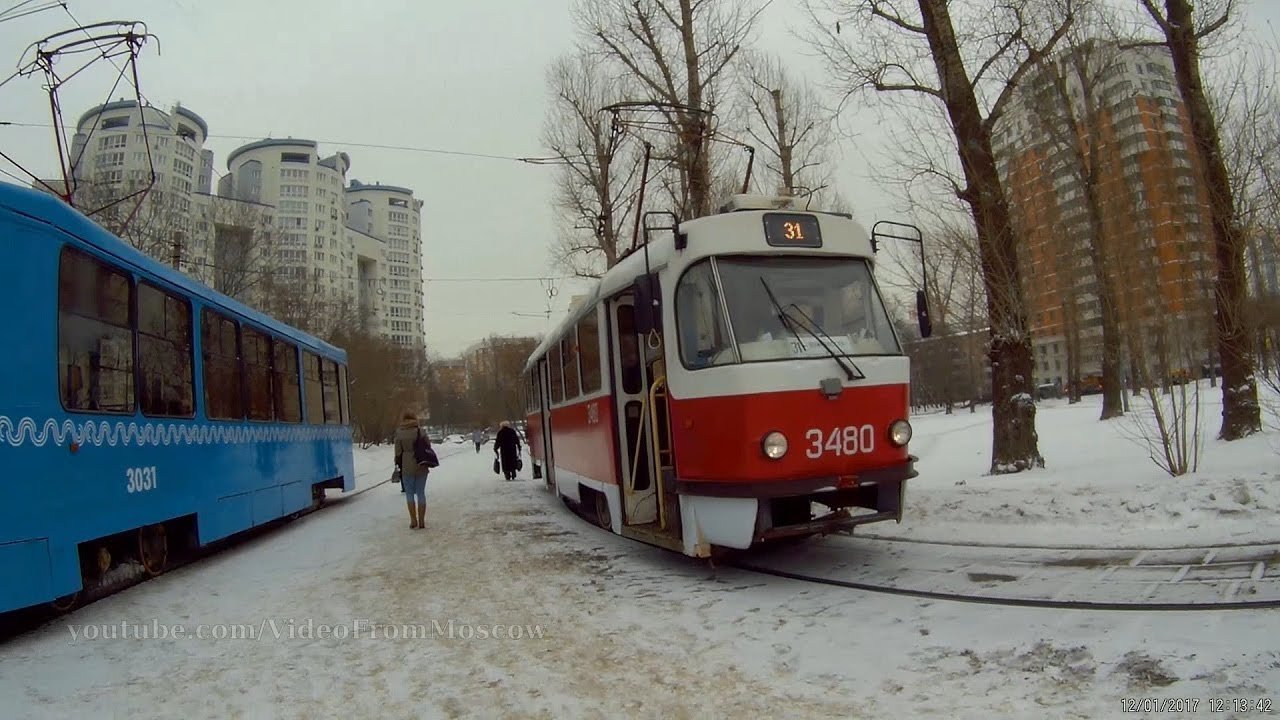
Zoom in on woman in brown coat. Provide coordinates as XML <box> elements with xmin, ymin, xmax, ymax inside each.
<box><xmin>393</xmin><ymin>412</ymin><xmax>431</xmax><ymax>528</ymax></box>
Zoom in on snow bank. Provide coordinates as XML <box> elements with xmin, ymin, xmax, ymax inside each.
<box><xmin>868</xmin><ymin>381</ymin><xmax>1280</xmax><ymax>548</ymax></box>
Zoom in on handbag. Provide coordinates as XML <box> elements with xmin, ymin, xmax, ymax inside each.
<box><xmin>493</xmin><ymin>457</ymin><xmax>501</xmax><ymax>475</ymax></box>
<box><xmin>515</xmin><ymin>456</ymin><xmax>523</xmax><ymax>472</ymax></box>
<box><xmin>414</xmin><ymin>430</ymin><xmax>439</xmax><ymax>468</ymax></box>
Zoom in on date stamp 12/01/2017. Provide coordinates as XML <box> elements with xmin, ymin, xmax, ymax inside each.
<box><xmin>1121</xmin><ymin>697</ymin><xmax>1275</xmax><ymax>713</ymax></box>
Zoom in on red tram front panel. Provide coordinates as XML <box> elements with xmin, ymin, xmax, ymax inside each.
<box><xmin>668</xmin><ymin>383</ymin><xmax>910</xmax><ymax>485</ymax></box>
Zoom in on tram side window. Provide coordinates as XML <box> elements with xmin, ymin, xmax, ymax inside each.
<box><xmin>202</xmin><ymin>309</ymin><xmax>244</xmax><ymax>420</ymax></box>
<box><xmin>577</xmin><ymin>310</ymin><xmax>602</xmax><ymax>394</ymax></box>
<box><xmin>561</xmin><ymin>332</ymin><xmax>580</xmax><ymax>399</ymax></box>
<box><xmin>548</xmin><ymin>345</ymin><xmax>563</xmax><ymax>404</ymax></box>
<box><xmin>302</xmin><ymin>352</ymin><xmax>324</xmax><ymax>424</ymax></box>
<box><xmin>338</xmin><ymin>364</ymin><xmax>350</xmax><ymax>425</ymax></box>
<box><xmin>58</xmin><ymin>247</ymin><xmax>135</xmax><ymax>414</ymax></box>
<box><xmin>241</xmin><ymin>326</ymin><xmax>274</xmax><ymax>421</ymax></box>
<box><xmin>321</xmin><ymin>358</ymin><xmax>341</xmax><ymax>424</ymax></box>
<box><xmin>676</xmin><ymin>260</ymin><xmax>734</xmax><ymax>369</ymax></box>
<box><xmin>271</xmin><ymin>340</ymin><xmax>302</xmax><ymax>422</ymax></box>
<box><xmin>137</xmin><ymin>282</ymin><xmax>194</xmax><ymax>418</ymax></box>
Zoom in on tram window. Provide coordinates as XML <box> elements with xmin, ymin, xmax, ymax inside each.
<box><xmin>616</xmin><ymin>304</ymin><xmax>642</xmax><ymax>395</ymax></box>
<box><xmin>201</xmin><ymin>309</ymin><xmax>244</xmax><ymax>420</ymax></box>
<box><xmin>561</xmin><ymin>333</ymin><xmax>580</xmax><ymax>399</ymax></box>
<box><xmin>57</xmin><ymin>247</ymin><xmax>135</xmax><ymax>414</ymax></box>
<box><xmin>137</xmin><ymin>282</ymin><xmax>195</xmax><ymax>418</ymax></box>
<box><xmin>548</xmin><ymin>345</ymin><xmax>563</xmax><ymax>403</ymax></box>
<box><xmin>338</xmin><ymin>363</ymin><xmax>350</xmax><ymax>425</ymax></box>
<box><xmin>576</xmin><ymin>310</ymin><xmax>602</xmax><ymax>394</ymax></box>
<box><xmin>675</xmin><ymin>260</ymin><xmax>734</xmax><ymax>369</ymax></box>
<box><xmin>302</xmin><ymin>351</ymin><xmax>324</xmax><ymax>424</ymax></box>
<box><xmin>271</xmin><ymin>340</ymin><xmax>302</xmax><ymax>422</ymax></box>
<box><xmin>321</xmin><ymin>358</ymin><xmax>341</xmax><ymax>424</ymax></box>
<box><xmin>241</xmin><ymin>326</ymin><xmax>274</xmax><ymax>421</ymax></box>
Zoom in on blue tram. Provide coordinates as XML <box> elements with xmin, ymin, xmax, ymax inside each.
<box><xmin>0</xmin><ymin>181</ymin><xmax>354</xmax><ymax>614</ymax></box>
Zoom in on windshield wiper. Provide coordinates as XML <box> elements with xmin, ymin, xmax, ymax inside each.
<box><xmin>759</xmin><ymin>277</ymin><xmax>807</xmax><ymax>352</ymax></box>
<box><xmin>784</xmin><ymin>302</ymin><xmax>866</xmax><ymax>382</ymax></box>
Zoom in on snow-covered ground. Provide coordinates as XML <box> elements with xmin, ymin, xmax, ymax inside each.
<box><xmin>3</xmin><ymin>431</ymin><xmax>1278</xmax><ymax>718</ymax></box>
<box><xmin>864</xmin><ymin>381</ymin><xmax>1280</xmax><ymax>548</ymax></box>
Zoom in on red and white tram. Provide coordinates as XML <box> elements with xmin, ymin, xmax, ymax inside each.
<box><xmin>521</xmin><ymin>194</ymin><xmax>931</xmax><ymax>557</ymax></box>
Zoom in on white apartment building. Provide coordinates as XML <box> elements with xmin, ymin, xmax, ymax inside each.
<box><xmin>345</xmin><ymin>180</ymin><xmax>425</xmax><ymax>347</ymax></box>
<box><xmin>54</xmin><ymin>103</ymin><xmax>426</xmax><ymax>350</ymax></box>
<box><xmin>66</xmin><ymin>101</ymin><xmax>217</xmax><ymax>270</ymax></box>
<box><xmin>218</xmin><ymin>139</ymin><xmax>426</xmax><ymax>349</ymax></box>
<box><xmin>220</xmin><ymin>139</ymin><xmax>356</xmax><ymax>302</ymax></box>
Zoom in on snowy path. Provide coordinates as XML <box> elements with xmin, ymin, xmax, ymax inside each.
<box><xmin>3</xmin><ymin>450</ymin><xmax>1278</xmax><ymax>718</ymax></box>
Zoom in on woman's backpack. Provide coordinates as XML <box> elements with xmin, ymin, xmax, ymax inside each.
<box><xmin>414</xmin><ymin>430</ymin><xmax>440</xmax><ymax>468</ymax></box>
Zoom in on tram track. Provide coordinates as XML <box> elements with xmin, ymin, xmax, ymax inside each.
<box><xmin>725</xmin><ymin>534</ymin><xmax>1280</xmax><ymax>612</ymax></box>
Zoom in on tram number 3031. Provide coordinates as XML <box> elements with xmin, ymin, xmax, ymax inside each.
<box><xmin>805</xmin><ymin>425</ymin><xmax>875</xmax><ymax>459</ymax></box>
<box><xmin>126</xmin><ymin>466</ymin><xmax>158</xmax><ymax>494</ymax></box>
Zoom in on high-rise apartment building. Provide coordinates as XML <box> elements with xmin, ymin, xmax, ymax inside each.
<box><xmin>993</xmin><ymin>42</ymin><xmax>1214</xmax><ymax>389</ymax></box>
<box><xmin>50</xmin><ymin>103</ymin><xmax>427</xmax><ymax>350</ymax></box>
<box><xmin>346</xmin><ymin>180</ymin><xmax>424</xmax><ymax>347</ymax></box>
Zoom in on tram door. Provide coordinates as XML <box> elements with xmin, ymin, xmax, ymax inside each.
<box><xmin>610</xmin><ymin>298</ymin><xmax>658</xmax><ymax>525</ymax></box>
<box><xmin>538</xmin><ymin>357</ymin><xmax>556</xmax><ymax>489</ymax></box>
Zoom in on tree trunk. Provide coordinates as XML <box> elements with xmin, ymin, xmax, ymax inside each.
<box><xmin>918</xmin><ymin>0</ymin><xmax>1042</xmax><ymax>473</ymax></box>
<box><xmin>771</xmin><ymin>88</ymin><xmax>794</xmax><ymax>193</ymax></box>
<box><xmin>1078</xmin><ymin>179</ymin><xmax>1124</xmax><ymax>418</ymax></box>
<box><xmin>1162</xmin><ymin>0</ymin><xmax>1261</xmax><ymax>439</ymax></box>
<box><xmin>678</xmin><ymin>0</ymin><xmax>713</xmax><ymax>218</ymax></box>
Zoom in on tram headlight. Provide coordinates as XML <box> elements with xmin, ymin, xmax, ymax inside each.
<box><xmin>888</xmin><ymin>419</ymin><xmax>912</xmax><ymax>447</ymax></box>
<box><xmin>761</xmin><ymin>431</ymin><xmax>788</xmax><ymax>460</ymax></box>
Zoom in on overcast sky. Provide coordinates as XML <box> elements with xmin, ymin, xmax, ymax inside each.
<box><xmin>2</xmin><ymin>0</ymin><xmax>1277</xmax><ymax>357</ymax></box>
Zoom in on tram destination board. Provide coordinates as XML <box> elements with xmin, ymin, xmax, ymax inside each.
<box><xmin>762</xmin><ymin>213</ymin><xmax>822</xmax><ymax>248</ymax></box>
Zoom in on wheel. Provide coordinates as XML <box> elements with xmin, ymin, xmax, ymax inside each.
<box><xmin>594</xmin><ymin>492</ymin><xmax>611</xmax><ymax>529</ymax></box>
<box><xmin>138</xmin><ymin>524</ymin><xmax>168</xmax><ymax>576</ymax></box>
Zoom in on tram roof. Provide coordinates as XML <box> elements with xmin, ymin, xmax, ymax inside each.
<box><xmin>0</xmin><ymin>181</ymin><xmax>347</xmax><ymax>359</ymax></box>
<box><xmin>522</xmin><ymin>199</ymin><xmax>878</xmax><ymax>374</ymax></box>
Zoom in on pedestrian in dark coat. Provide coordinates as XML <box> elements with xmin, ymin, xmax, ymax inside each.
<box><xmin>494</xmin><ymin>421</ymin><xmax>521</xmax><ymax>481</ymax></box>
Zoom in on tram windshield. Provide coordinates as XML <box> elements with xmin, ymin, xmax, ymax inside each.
<box><xmin>675</xmin><ymin>255</ymin><xmax>901</xmax><ymax>369</ymax></box>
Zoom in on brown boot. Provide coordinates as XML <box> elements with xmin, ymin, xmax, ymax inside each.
<box><xmin>407</xmin><ymin>501</ymin><xmax>418</xmax><ymax>529</ymax></box>
<box><xmin>416</xmin><ymin>501</ymin><xmax>426</xmax><ymax>529</ymax></box>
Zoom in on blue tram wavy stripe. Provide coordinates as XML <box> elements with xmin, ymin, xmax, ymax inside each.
<box><xmin>0</xmin><ymin>415</ymin><xmax>351</xmax><ymax>448</ymax></box>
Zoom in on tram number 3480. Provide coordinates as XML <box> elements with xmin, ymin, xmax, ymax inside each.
<box><xmin>805</xmin><ymin>425</ymin><xmax>875</xmax><ymax>459</ymax></box>
<box><xmin>126</xmin><ymin>466</ymin><xmax>158</xmax><ymax>493</ymax></box>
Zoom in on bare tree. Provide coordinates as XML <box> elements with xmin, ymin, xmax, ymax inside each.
<box><xmin>1138</xmin><ymin>0</ymin><xmax>1261</xmax><ymax>439</ymax></box>
<box><xmin>888</xmin><ymin>217</ymin><xmax>990</xmax><ymax>412</ymax></box>
<box><xmin>544</xmin><ymin>52</ymin><xmax>646</xmax><ymax>278</ymax></box>
<box><xmin>198</xmin><ymin>195</ymin><xmax>277</xmax><ymax>304</ymax></box>
<box><xmin>1211</xmin><ymin>37</ymin><xmax>1280</xmax><ymax>401</ymax></box>
<box><xmin>331</xmin><ymin>329</ymin><xmax>431</xmax><ymax>446</ymax></box>
<box><xmin>1019</xmin><ymin>30</ymin><xmax>1131</xmax><ymax>419</ymax></box>
<box><xmin>72</xmin><ymin>180</ymin><xmax>193</xmax><ymax>265</ymax></box>
<box><xmin>736</xmin><ymin>50</ymin><xmax>837</xmax><ymax>199</ymax></box>
<box><xmin>464</xmin><ymin>335</ymin><xmax>541</xmax><ymax>426</ymax></box>
<box><xmin>576</xmin><ymin>0</ymin><xmax>766</xmax><ymax>219</ymax></box>
<box><xmin>1119</xmin><ymin>312</ymin><xmax>1204</xmax><ymax>476</ymax></box>
<box><xmin>805</xmin><ymin>0</ymin><xmax>1079</xmax><ymax>473</ymax></box>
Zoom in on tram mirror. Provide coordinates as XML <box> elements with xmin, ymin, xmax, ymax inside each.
<box><xmin>916</xmin><ymin>289</ymin><xmax>932</xmax><ymax>339</ymax></box>
<box><xmin>633</xmin><ymin>273</ymin><xmax>662</xmax><ymax>334</ymax></box>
